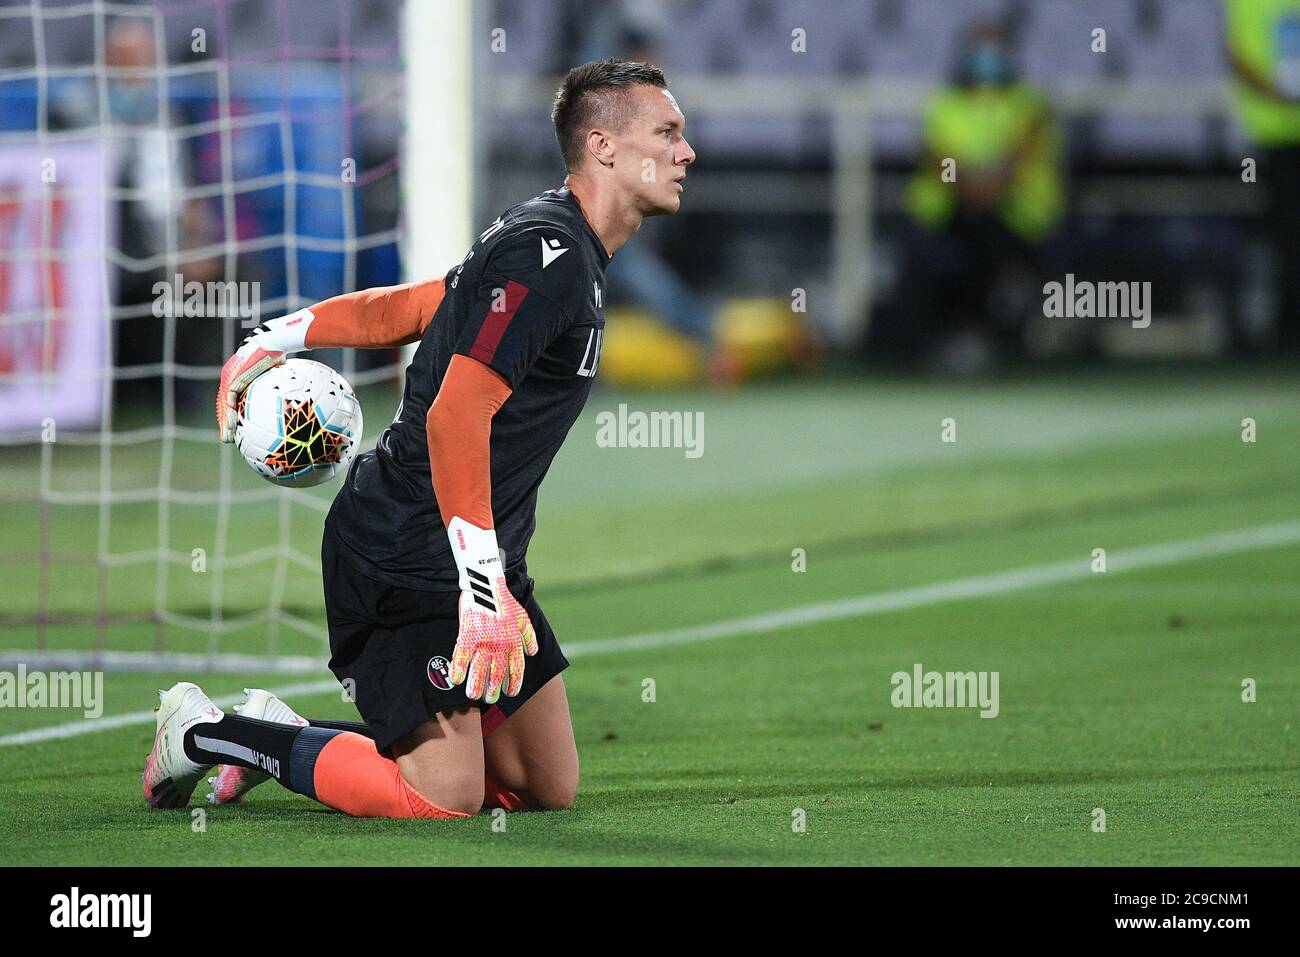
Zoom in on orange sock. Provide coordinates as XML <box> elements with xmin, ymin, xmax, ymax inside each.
<box><xmin>484</xmin><ymin>775</ymin><xmax>532</xmax><ymax>811</ymax></box>
<box><xmin>311</xmin><ymin>731</ymin><xmax>469</xmax><ymax>819</ymax></box>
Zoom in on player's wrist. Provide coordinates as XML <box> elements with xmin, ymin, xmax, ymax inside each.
<box><xmin>244</xmin><ymin>308</ymin><xmax>315</xmax><ymax>354</ymax></box>
<box><xmin>445</xmin><ymin>516</ymin><xmax>506</xmax><ymax>613</ymax></box>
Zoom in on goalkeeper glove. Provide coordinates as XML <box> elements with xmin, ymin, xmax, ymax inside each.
<box><xmin>215</xmin><ymin>309</ymin><xmax>316</xmax><ymax>442</ymax></box>
<box><xmin>445</xmin><ymin>517</ymin><xmax>538</xmax><ymax>704</ymax></box>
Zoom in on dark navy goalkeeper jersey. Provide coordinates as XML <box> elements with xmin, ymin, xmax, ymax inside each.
<box><xmin>326</xmin><ymin>186</ymin><xmax>608</xmax><ymax>591</ymax></box>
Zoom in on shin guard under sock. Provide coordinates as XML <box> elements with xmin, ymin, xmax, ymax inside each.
<box><xmin>311</xmin><ymin>731</ymin><xmax>470</xmax><ymax>819</ymax></box>
<box><xmin>185</xmin><ymin>720</ymin><xmax>466</xmax><ymax>818</ymax></box>
<box><xmin>305</xmin><ymin>719</ymin><xmax>525</xmax><ymax>812</ymax></box>
<box><xmin>183</xmin><ymin>716</ymin><xmax>340</xmax><ymax>799</ymax></box>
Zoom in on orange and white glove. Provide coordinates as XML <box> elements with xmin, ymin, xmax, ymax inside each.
<box><xmin>215</xmin><ymin>309</ymin><xmax>316</xmax><ymax>442</ymax></box>
<box><xmin>446</xmin><ymin>517</ymin><xmax>538</xmax><ymax>704</ymax></box>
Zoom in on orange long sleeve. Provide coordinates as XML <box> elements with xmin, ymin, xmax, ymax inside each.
<box><xmin>303</xmin><ymin>279</ymin><xmax>445</xmax><ymax>349</ymax></box>
<box><xmin>426</xmin><ymin>354</ymin><xmax>513</xmax><ymax>530</ymax></box>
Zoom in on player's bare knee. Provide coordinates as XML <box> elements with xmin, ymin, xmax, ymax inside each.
<box><xmin>535</xmin><ymin>789</ymin><xmax>575</xmax><ymax>811</ymax></box>
<box><xmin>401</xmin><ymin>765</ymin><xmax>484</xmax><ymax>816</ymax></box>
<box><xmin>428</xmin><ymin>778</ymin><xmax>486</xmax><ymax>817</ymax></box>
<box><xmin>532</xmin><ymin>768</ymin><xmax>579</xmax><ymax>811</ymax></box>
<box><xmin>438</xmin><ymin>784</ymin><xmax>485</xmax><ymax>817</ymax></box>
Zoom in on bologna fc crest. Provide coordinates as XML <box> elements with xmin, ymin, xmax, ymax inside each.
<box><xmin>427</xmin><ymin>655</ymin><xmax>453</xmax><ymax>691</ymax></box>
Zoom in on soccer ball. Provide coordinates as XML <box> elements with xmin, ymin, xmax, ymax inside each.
<box><xmin>234</xmin><ymin>358</ymin><xmax>363</xmax><ymax>487</ymax></box>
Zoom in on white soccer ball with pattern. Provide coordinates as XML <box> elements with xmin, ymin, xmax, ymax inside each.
<box><xmin>234</xmin><ymin>358</ymin><xmax>363</xmax><ymax>488</ymax></box>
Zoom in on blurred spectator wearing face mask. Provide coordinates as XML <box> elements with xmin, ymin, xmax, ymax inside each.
<box><xmin>872</xmin><ymin>25</ymin><xmax>1064</xmax><ymax>371</ymax></box>
<box><xmin>1226</xmin><ymin>0</ymin><xmax>1300</xmax><ymax>354</ymax></box>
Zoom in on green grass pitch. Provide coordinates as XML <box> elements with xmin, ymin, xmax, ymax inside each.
<box><xmin>0</xmin><ymin>366</ymin><xmax>1296</xmax><ymax>865</ymax></box>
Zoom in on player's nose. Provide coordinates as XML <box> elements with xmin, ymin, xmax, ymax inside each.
<box><xmin>677</xmin><ymin>137</ymin><xmax>696</xmax><ymax>167</ymax></box>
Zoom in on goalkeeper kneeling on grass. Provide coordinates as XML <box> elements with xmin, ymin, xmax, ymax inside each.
<box><xmin>142</xmin><ymin>58</ymin><xmax>695</xmax><ymax>818</ymax></box>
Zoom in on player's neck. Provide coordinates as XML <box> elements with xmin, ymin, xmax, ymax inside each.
<box><xmin>565</xmin><ymin>175</ymin><xmax>641</xmax><ymax>259</ymax></box>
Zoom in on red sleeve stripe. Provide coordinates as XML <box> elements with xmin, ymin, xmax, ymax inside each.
<box><xmin>469</xmin><ymin>280</ymin><xmax>529</xmax><ymax>365</ymax></box>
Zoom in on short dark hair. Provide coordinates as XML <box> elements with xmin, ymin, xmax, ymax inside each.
<box><xmin>551</xmin><ymin>58</ymin><xmax>668</xmax><ymax>172</ymax></box>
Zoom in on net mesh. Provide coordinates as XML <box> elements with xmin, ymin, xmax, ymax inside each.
<box><xmin>0</xmin><ymin>0</ymin><xmax>408</xmax><ymax>670</ymax></box>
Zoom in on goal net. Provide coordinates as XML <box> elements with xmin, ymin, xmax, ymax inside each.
<box><xmin>0</xmin><ymin>0</ymin><xmax>459</xmax><ymax>674</ymax></box>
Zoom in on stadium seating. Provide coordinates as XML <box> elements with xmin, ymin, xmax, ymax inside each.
<box><xmin>0</xmin><ymin>0</ymin><xmax>1232</xmax><ymax>163</ymax></box>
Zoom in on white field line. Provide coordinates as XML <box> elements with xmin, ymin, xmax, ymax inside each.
<box><xmin>2</xmin><ymin>520</ymin><xmax>1297</xmax><ymax>748</ymax></box>
<box><xmin>0</xmin><ymin>680</ymin><xmax>343</xmax><ymax>748</ymax></box>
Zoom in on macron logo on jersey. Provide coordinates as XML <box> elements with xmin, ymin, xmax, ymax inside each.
<box><xmin>541</xmin><ymin>236</ymin><xmax>569</xmax><ymax>269</ymax></box>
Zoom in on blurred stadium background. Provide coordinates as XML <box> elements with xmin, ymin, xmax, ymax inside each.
<box><xmin>0</xmin><ymin>0</ymin><xmax>1295</xmax><ymax>667</ymax></box>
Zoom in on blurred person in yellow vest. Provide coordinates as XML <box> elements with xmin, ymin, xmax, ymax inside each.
<box><xmin>1226</xmin><ymin>0</ymin><xmax>1300</xmax><ymax>353</ymax></box>
<box><xmin>871</xmin><ymin>24</ymin><xmax>1064</xmax><ymax>371</ymax></box>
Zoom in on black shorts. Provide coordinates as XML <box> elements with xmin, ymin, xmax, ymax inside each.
<box><xmin>321</xmin><ymin>522</ymin><xmax>569</xmax><ymax>753</ymax></box>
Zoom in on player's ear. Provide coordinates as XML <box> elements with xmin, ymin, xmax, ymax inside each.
<box><xmin>585</xmin><ymin>127</ymin><xmax>615</xmax><ymax>169</ymax></box>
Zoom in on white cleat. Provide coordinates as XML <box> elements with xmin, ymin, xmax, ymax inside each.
<box><xmin>142</xmin><ymin>681</ymin><xmax>223</xmax><ymax>810</ymax></box>
<box><xmin>207</xmin><ymin>688</ymin><xmax>308</xmax><ymax>805</ymax></box>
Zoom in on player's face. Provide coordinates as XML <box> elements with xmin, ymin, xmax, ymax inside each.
<box><xmin>617</xmin><ymin>86</ymin><xmax>695</xmax><ymax>215</ymax></box>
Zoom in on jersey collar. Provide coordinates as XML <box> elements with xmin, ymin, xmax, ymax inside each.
<box><xmin>553</xmin><ymin>185</ymin><xmax>613</xmax><ymax>264</ymax></box>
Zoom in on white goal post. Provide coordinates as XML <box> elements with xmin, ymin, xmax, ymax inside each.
<box><xmin>402</xmin><ymin>0</ymin><xmax>473</xmax><ymax>294</ymax></box>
